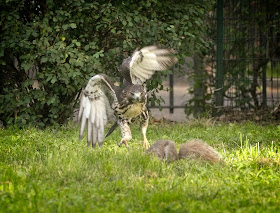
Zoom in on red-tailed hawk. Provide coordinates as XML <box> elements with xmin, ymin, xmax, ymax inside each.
<box><xmin>78</xmin><ymin>46</ymin><xmax>177</xmax><ymax>149</ymax></box>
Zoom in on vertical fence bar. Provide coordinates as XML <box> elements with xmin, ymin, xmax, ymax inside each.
<box><xmin>262</xmin><ymin>65</ymin><xmax>267</xmax><ymax>107</ymax></box>
<box><xmin>169</xmin><ymin>70</ymin><xmax>174</xmax><ymax>113</ymax></box>
<box><xmin>261</xmin><ymin>24</ymin><xmax>267</xmax><ymax>107</ymax></box>
<box><xmin>213</xmin><ymin>0</ymin><xmax>224</xmax><ymax>116</ymax></box>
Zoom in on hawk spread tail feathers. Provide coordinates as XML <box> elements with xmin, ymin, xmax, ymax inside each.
<box><xmin>78</xmin><ymin>46</ymin><xmax>177</xmax><ymax>149</ymax></box>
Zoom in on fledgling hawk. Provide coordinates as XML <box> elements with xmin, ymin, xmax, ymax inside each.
<box><xmin>78</xmin><ymin>46</ymin><xmax>177</xmax><ymax>149</ymax></box>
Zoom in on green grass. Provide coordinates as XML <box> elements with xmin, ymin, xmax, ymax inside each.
<box><xmin>0</xmin><ymin>120</ymin><xmax>280</xmax><ymax>213</ymax></box>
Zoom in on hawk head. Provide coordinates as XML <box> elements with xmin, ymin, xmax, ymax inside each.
<box><xmin>120</xmin><ymin>84</ymin><xmax>145</xmax><ymax>104</ymax></box>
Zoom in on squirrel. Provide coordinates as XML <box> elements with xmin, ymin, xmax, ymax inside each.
<box><xmin>146</xmin><ymin>139</ymin><xmax>222</xmax><ymax>163</ymax></box>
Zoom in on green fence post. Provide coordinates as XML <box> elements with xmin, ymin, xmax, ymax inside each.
<box><xmin>213</xmin><ymin>0</ymin><xmax>224</xmax><ymax>116</ymax></box>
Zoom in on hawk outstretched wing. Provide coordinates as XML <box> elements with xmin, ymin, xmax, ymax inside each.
<box><xmin>78</xmin><ymin>74</ymin><xmax>117</xmax><ymax>148</ymax></box>
<box><xmin>120</xmin><ymin>46</ymin><xmax>177</xmax><ymax>84</ymax></box>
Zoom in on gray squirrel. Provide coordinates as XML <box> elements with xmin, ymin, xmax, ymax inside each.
<box><xmin>146</xmin><ymin>139</ymin><xmax>222</xmax><ymax>163</ymax></box>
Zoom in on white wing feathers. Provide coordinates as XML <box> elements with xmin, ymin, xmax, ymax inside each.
<box><xmin>79</xmin><ymin>92</ymin><xmax>109</xmax><ymax>148</ymax></box>
<box><xmin>129</xmin><ymin>46</ymin><xmax>177</xmax><ymax>84</ymax></box>
<box><xmin>78</xmin><ymin>94</ymin><xmax>90</xmax><ymax>140</ymax></box>
<box><xmin>79</xmin><ymin>74</ymin><xmax>116</xmax><ymax>148</ymax></box>
<box><xmin>91</xmin><ymin>95</ymin><xmax>107</xmax><ymax>146</ymax></box>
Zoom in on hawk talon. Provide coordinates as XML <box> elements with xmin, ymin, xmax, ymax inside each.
<box><xmin>119</xmin><ymin>139</ymin><xmax>129</xmax><ymax>150</ymax></box>
<box><xmin>142</xmin><ymin>137</ymin><xmax>150</xmax><ymax>150</ymax></box>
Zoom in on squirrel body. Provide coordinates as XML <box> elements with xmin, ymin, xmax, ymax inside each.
<box><xmin>147</xmin><ymin>139</ymin><xmax>222</xmax><ymax>163</ymax></box>
<box><xmin>146</xmin><ymin>139</ymin><xmax>178</xmax><ymax>162</ymax></box>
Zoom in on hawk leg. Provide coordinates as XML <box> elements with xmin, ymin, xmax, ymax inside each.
<box><xmin>141</xmin><ymin>111</ymin><xmax>150</xmax><ymax>149</ymax></box>
<box><xmin>119</xmin><ymin>120</ymin><xmax>132</xmax><ymax>150</ymax></box>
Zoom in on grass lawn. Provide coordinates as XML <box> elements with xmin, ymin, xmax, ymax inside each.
<box><xmin>0</xmin><ymin>120</ymin><xmax>280</xmax><ymax>212</ymax></box>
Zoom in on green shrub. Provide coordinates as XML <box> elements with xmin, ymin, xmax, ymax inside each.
<box><xmin>0</xmin><ymin>0</ymin><xmax>214</xmax><ymax>127</ymax></box>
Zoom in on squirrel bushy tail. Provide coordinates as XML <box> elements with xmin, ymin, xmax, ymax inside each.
<box><xmin>178</xmin><ymin>139</ymin><xmax>222</xmax><ymax>163</ymax></box>
<box><xmin>147</xmin><ymin>139</ymin><xmax>222</xmax><ymax>163</ymax></box>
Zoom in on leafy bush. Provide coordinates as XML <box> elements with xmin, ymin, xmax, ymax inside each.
<box><xmin>0</xmin><ymin>0</ymin><xmax>213</xmax><ymax>127</ymax></box>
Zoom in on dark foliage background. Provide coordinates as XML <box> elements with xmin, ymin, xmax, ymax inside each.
<box><xmin>0</xmin><ymin>0</ymin><xmax>213</xmax><ymax>127</ymax></box>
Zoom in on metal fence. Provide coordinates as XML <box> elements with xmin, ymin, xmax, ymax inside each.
<box><xmin>212</xmin><ymin>0</ymin><xmax>280</xmax><ymax>115</ymax></box>
<box><xmin>149</xmin><ymin>0</ymin><xmax>280</xmax><ymax>119</ymax></box>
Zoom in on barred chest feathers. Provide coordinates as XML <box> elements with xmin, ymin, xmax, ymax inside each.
<box><xmin>124</xmin><ymin>103</ymin><xmax>144</xmax><ymax>118</ymax></box>
<box><xmin>117</xmin><ymin>102</ymin><xmax>145</xmax><ymax>119</ymax></box>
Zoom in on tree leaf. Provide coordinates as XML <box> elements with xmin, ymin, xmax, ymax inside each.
<box><xmin>70</xmin><ymin>23</ymin><xmax>77</xmax><ymax>29</ymax></box>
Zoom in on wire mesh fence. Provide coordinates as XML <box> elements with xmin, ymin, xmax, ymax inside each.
<box><xmin>148</xmin><ymin>0</ymin><xmax>280</xmax><ymax>121</ymax></box>
<box><xmin>211</xmin><ymin>0</ymin><xmax>280</xmax><ymax>115</ymax></box>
